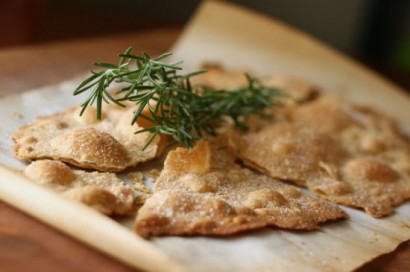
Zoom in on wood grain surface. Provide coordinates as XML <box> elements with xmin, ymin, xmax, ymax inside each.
<box><xmin>0</xmin><ymin>26</ymin><xmax>408</xmax><ymax>272</ymax></box>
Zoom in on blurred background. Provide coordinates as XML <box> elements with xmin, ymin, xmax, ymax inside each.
<box><xmin>0</xmin><ymin>0</ymin><xmax>409</xmax><ymax>90</ymax></box>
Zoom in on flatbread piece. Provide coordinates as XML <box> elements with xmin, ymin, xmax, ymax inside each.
<box><xmin>24</xmin><ymin>160</ymin><xmax>138</xmax><ymax>215</ymax></box>
<box><xmin>13</xmin><ymin>105</ymin><xmax>161</xmax><ymax>172</ymax></box>
<box><xmin>135</xmin><ymin>140</ymin><xmax>347</xmax><ymax>238</ymax></box>
<box><xmin>228</xmin><ymin>95</ymin><xmax>410</xmax><ymax>217</ymax></box>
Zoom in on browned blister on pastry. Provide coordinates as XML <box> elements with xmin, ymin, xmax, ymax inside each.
<box><xmin>24</xmin><ymin>160</ymin><xmax>139</xmax><ymax>215</ymax></box>
<box><xmin>12</xmin><ymin>105</ymin><xmax>161</xmax><ymax>172</ymax></box>
<box><xmin>134</xmin><ymin>140</ymin><xmax>347</xmax><ymax>238</ymax></box>
<box><xmin>228</xmin><ymin>95</ymin><xmax>410</xmax><ymax>217</ymax></box>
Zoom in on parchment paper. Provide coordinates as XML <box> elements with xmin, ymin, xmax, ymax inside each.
<box><xmin>0</xmin><ymin>2</ymin><xmax>409</xmax><ymax>272</ymax></box>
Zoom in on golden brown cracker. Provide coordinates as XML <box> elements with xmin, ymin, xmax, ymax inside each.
<box><xmin>193</xmin><ymin>65</ymin><xmax>319</xmax><ymax>103</ymax></box>
<box><xmin>134</xmin><ymin>141</ymin><xmax>347</xmax><ymax>238</ymax></box>
<box><xmin>13</xmin><ymin>105</ymin><xmax>160</xmax><ymax>172</ymax></box>
<box><xmin>229</xmin><ymin>123</ymin><xmax>347</xmax><ymax>184</ymax></box>
<box><xmin>24</xmin><ymin>160</ymin><xmax>138</xmax><ymax>215</ymax></box>
<box><xmin>228</xmin><ymin>95</ymin><xmax>410</xmax><ymax>217</ymax></box>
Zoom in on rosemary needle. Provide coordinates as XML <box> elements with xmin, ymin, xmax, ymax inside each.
<box><xmin>73</xmin><ymin>48</ymin><xmax>281</xmax><ymax>149</ymax></box>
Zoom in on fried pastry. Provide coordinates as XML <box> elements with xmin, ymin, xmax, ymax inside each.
<box><xmin>13</xmin><ymin>105</ymin><xmax>161</xmax><ymax>172</ymax></box>
<box><xmin>134</xmin><ymin>140</ymin><xmax>347</xmax><ymax>238</ymax></box>
<box><xmin>192</xmin><ymin>65</ymin><xmax>319</xmax><ymax>103</ymax></box>
<box><xmin>24</xmin><ymin>160</ymin><xmax>139</xmax><ymax>215</ymax></box>
<box><xmin>228</xmin><ymin>95</ymin><xmax>410</xmax><ymax>217</ymax></box>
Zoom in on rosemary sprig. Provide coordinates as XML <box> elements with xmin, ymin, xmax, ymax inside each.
<box><xmin>74</xmin><ymin>48</ymin><xmax>281</xmax><ymax>149</ymax></box>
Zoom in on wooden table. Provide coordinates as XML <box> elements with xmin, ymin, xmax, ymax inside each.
<box><xmin>0</xmin><ymin>27</ymin><xmax>409</xmax><ymax>272</ymax></box>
